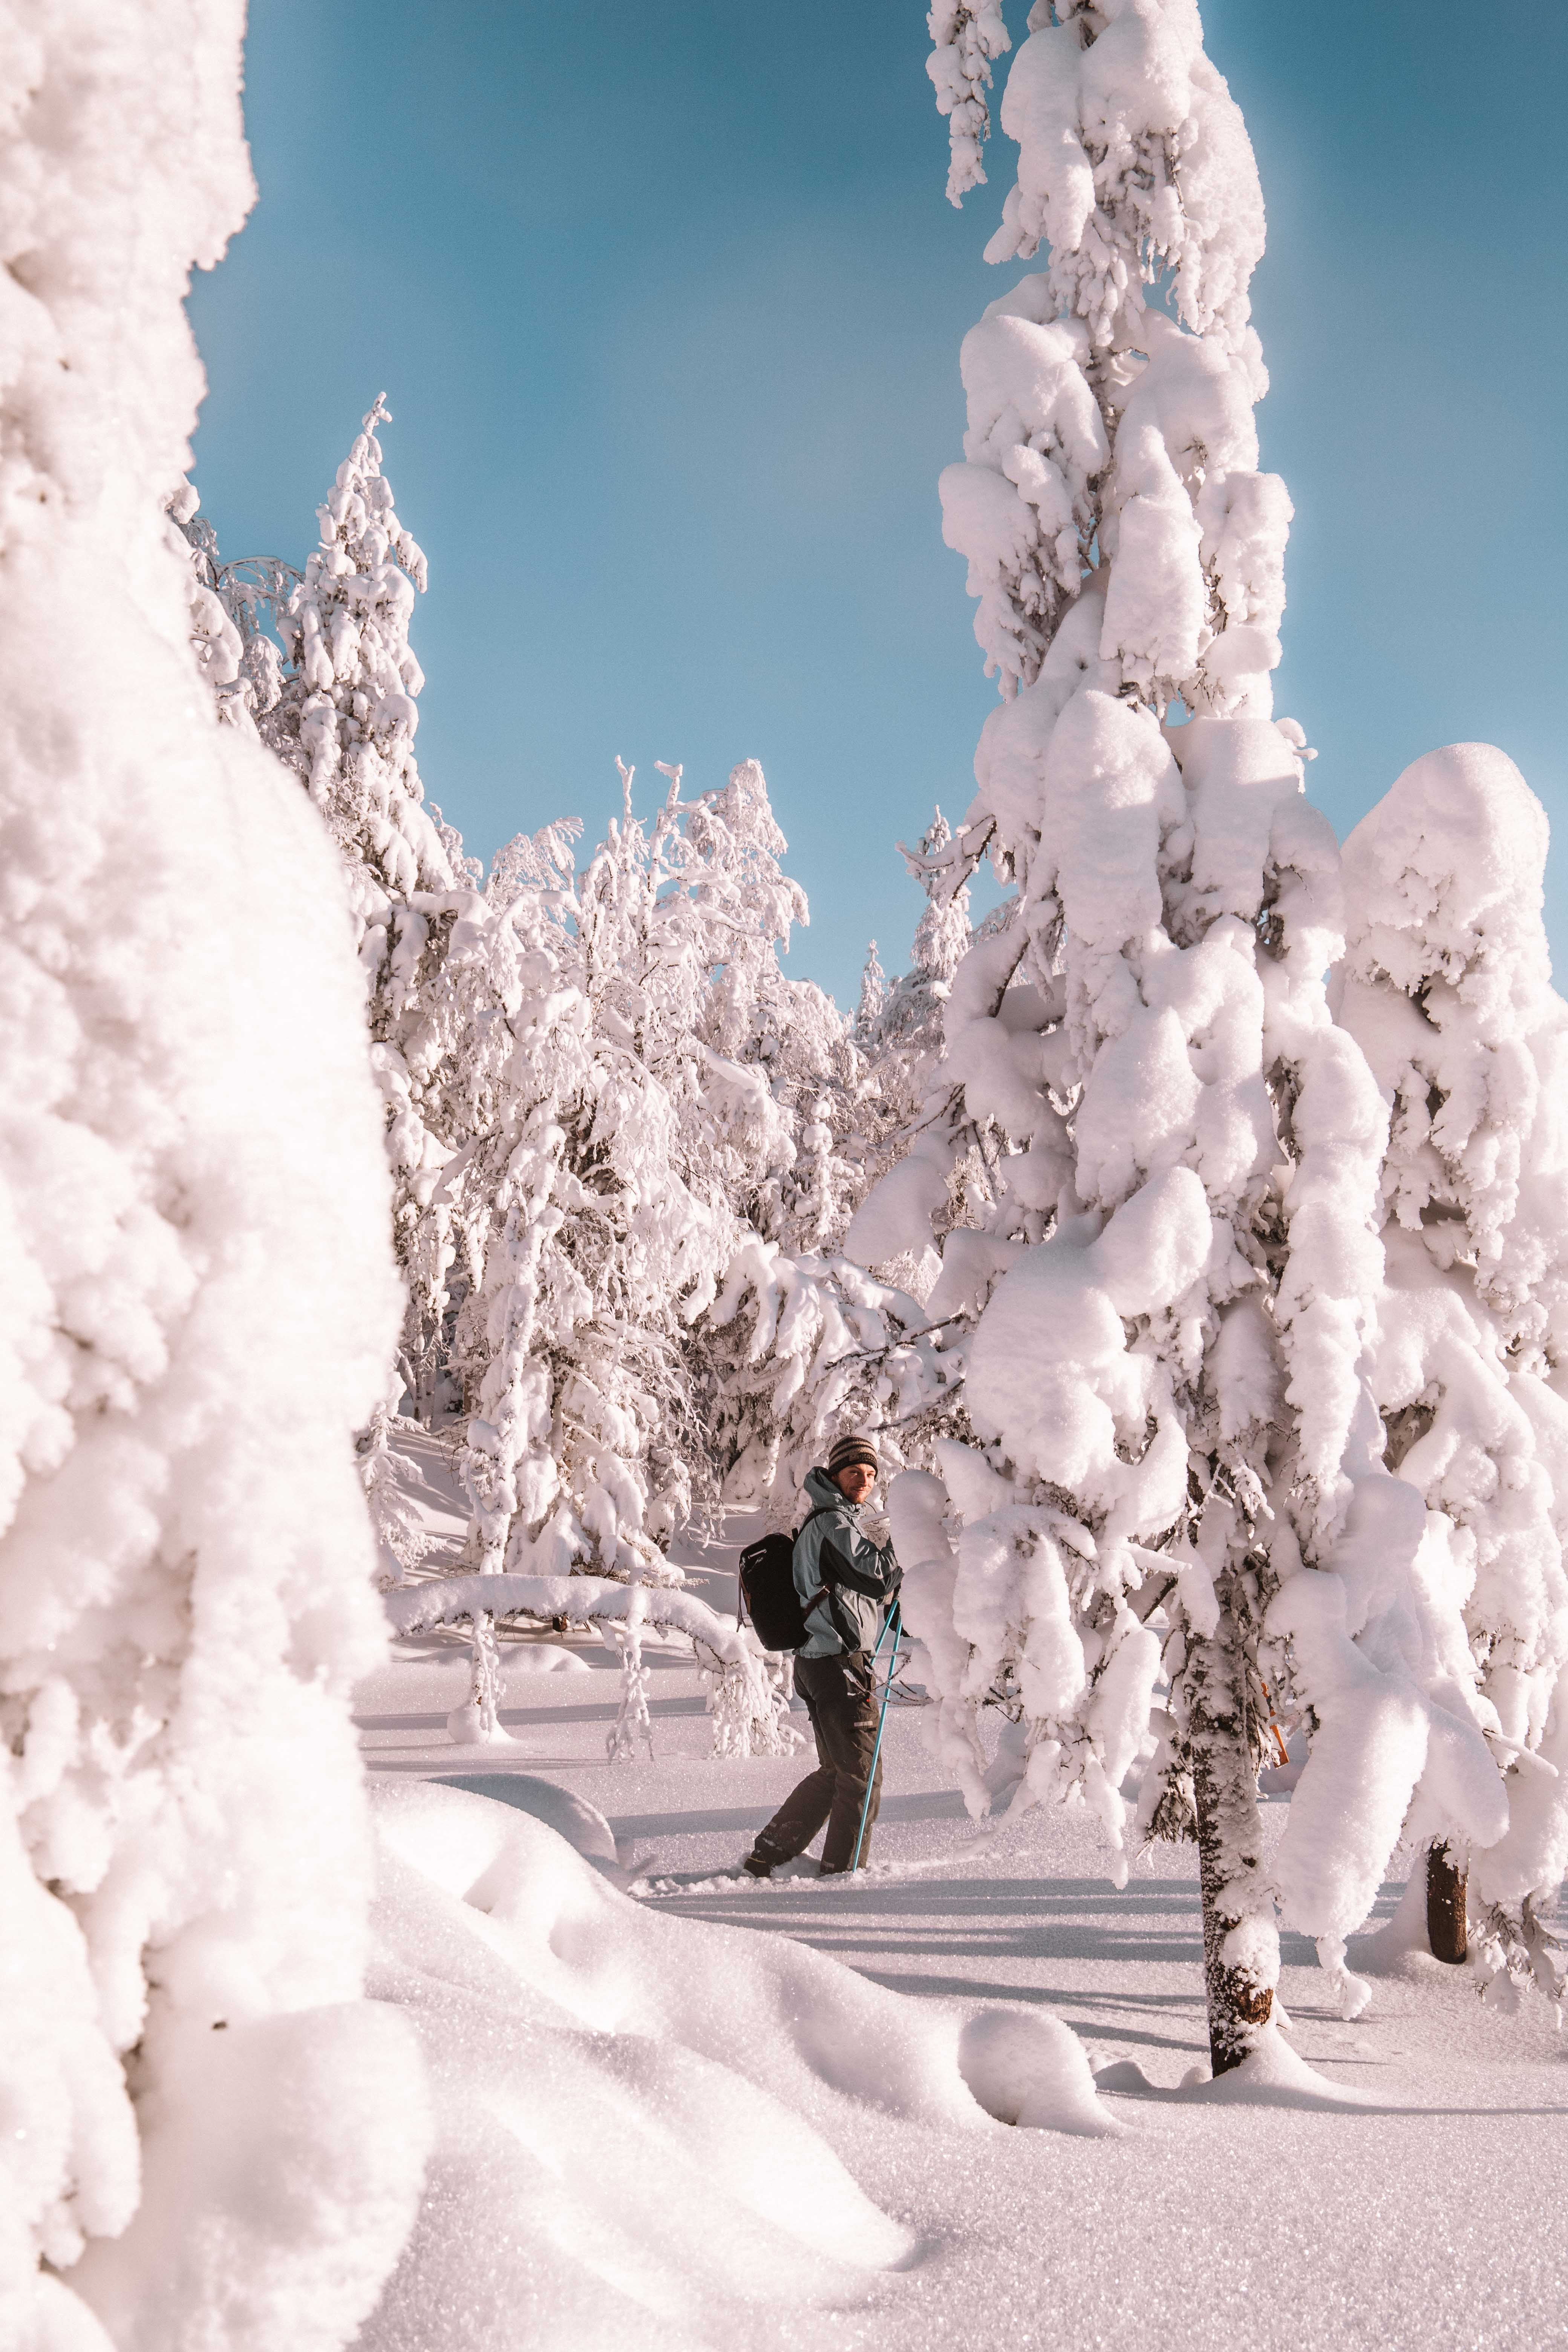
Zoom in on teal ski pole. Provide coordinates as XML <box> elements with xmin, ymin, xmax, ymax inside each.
<box><xmin>851</xmin><ymin>1600</ymin><xmax>902</xmax><ymax>1873</ymax></box>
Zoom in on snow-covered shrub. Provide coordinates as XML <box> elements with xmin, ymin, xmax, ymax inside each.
<box><xmin>1337</xmin><ymin>743</ymin><xmax>1568</xmax><ymax>1996</ymax></box>
<box><xmin>0</xmin><ymin>7</ymin><xmax>427</xmax><ymax>2342</ymax></box>
<box><xmin>444</xmin><ymin>748</ymin><xmax>936</xmax><ymax>1575</ymax></box>
<box><xmin>359</xmin><ymin>1401</ymin><xmax>434</xmax><ymax>1583</ymax></box>
<box><xmin>892</xmin><ymin>0</ymin><xmax>1507</xmax><ymax>2069</ymax></box>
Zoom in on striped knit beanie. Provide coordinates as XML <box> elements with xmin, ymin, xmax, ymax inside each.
<box><xmin>826</xmin><ymin>1433</ymin><xmax>879</xmax><ymax>1478</ymax></box>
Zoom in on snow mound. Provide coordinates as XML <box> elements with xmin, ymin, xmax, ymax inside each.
<box><xmin>957</xmin><ymin>2007</ymin><xmax>1124</xmax><ymax>2137</ymax></box>
<box><xmin>502</xmin><ymin>1642</ymin><xmax>592</xmax><ymax>1674</ymax></box>
<box><xmin>434</xmin><ymin>1771</ymin><xmax>622</xmax><ymax>1870</ymax></box>
<box><xmin>1095</xmin><ymin>2025</ymin><xmax>1375</xmax><ymax>2111</ymax></box>
<box><xmin>358</xmin><ymin>1782</ymin><xmax>1118</xmax><ymax>2346</ymax></box>
<box><xmin>442</xmin><ymin>1703</ymin><xmax>519</xmax><ymax>1749</ymax></box>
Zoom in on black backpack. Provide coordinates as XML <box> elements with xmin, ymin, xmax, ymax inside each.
<box><xmin>738</xmin><ymin>1507</ymin><xmax>835</xmax><ymax>1652</ymax></box>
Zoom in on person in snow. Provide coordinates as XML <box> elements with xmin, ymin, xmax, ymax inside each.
<box><xmin>743</xmin><ymin>1434</ymin><xmax>902</xmax><ymax>1878</ymax></box>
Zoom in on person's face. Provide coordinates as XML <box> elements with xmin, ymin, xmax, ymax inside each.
<box><xmin>835</xmin><ymin>1462</ymin><xmax>876</xmax><ymax>1505</ymax></box>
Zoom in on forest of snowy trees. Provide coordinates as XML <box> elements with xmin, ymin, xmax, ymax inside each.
<box><xmin>4</xmin><ymin>1</ymin><xmax>1567</xmax><ymax>2345</ymax></box>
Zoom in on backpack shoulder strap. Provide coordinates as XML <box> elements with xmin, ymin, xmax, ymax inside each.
<box><xmin>792</xmin><ymin>1502</ymin><xmax>837</xmax><ymax>1544</ymax></box>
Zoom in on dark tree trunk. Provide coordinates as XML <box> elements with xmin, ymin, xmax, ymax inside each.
<box><xmin>1188</xmin><ymin>1614</ymin><xmax>1276</xmax><ymax>2077</ymax></box>
<box><xmin>1426</xmin><ymin>1842</ymin><xmax>1467</xmax><ymax>1963</ymax></box>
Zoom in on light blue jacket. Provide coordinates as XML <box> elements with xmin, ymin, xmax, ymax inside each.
<box><xmin>792</xmin><ymin>1466</ymin><xmax>901</xmax><ymax>1658</ymax></box>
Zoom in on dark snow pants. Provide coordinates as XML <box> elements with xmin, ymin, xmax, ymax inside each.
<box><xmin>753</xmin><ymin>1649</ymin><xmax>885</xmax><ymax>1874</ymax></box>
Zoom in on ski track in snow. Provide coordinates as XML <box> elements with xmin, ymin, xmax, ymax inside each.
<box><xmin>358</xmin><ymin>1501</ymin><xmax>1568</xmax><ymax>2352</ymax></box>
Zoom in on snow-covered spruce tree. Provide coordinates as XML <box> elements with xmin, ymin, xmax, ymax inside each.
<box><xmin>258</xmin><ymin>398</ymin><xmax>472</xmax><ymax>1413</ymax></box>
<box><xmin>0</xmin><ymin>8</ymin><xmax>427</xmax><ymax>2343</ymax></box>
<box><xmin>1337</xmin><ymin>744</ymin><xmax>1568</xmax><ymax>1996</ymax></box>
<box><xmin>674</xmin><ymin>755</ymin><xmax>867</xmax><ymax>1261</ymax></box>
<box><xmin>453</xmin><ymin>829</ymin><xmax>595</xmax><ymax>1570</ymax></box>
<box><xmin>718</xmin><ymin>957</ymin><xmax>860</xmax><ymax>1262</ymax></box>
<box><xmin>855</xmin><ymin>938</ymin><xmax>888</xmax><ymax>1041</ymax></box>
<box><xmin>886</xmin><ymin>0</ymin><xmax>1508</xmax><ymax>2070</ymax></box>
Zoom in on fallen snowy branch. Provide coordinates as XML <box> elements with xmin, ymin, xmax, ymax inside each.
<box><xmin>385</xmin><ymin>1573</ymin><xmax>803</xmax><ymax>1761</ymax></box>
<box><xmin>387</xmin><ymin>1571</ymin><xmax>746</xmax><ymax>1659</ymax></box>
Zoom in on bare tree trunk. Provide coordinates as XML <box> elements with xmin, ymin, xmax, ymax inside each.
<box><xmin>1187</xmin><ymin>1611</ymin><xmax>1276</xmax><ymax>2076</ymax></box>
<box><xmin>1426</xmin><ymin>1841</ymin><xmax>1467</xmax><ymax>1963</ymax></box>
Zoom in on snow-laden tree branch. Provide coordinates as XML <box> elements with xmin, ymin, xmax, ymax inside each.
<box><xmin>384</xmin><ymin>1575</ymin><xmax>802</xmax><ymax>1761</ymax></box>
<box><xmin>927</xmin><ymin>3</ymin><xmax>1012</xmax><ymax>206</ymax></box>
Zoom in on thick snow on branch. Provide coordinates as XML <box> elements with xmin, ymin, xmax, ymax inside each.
<box><xmin>927</xmin><ymin>2</ymin><xmax>1012</xmax><ymax>205</ymax></box>
<box><xmin>386</xmin><ymin>1574</ymin><xmax>801</xmax><ymax>1759</ymax></box>
<box><xmin>1339</xmin><ymin>744</ymin><xmax>1568</xmax><ymax>1350</ymax></box>
<box><xmin>984</xmin><ymin>0</ymin><xmax>1265</xmax><ymax>346</ymax></box>
<box><xmin>935</xmin><ymin>0</ymin><xmax>1278</xmax><ymax>706</ymax></box>
<box><xmin>389</xmin><ymin>1571</ymin><xmax>755</xmax><ymax>1663</ymax></box>
<box><xmin>0</xmin><ymin>6</ymin><xmax>426</xmax><ymax>2342</ymax></box>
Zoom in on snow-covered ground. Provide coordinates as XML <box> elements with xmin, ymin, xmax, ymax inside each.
<box><xmin>355</xmin><ymin>1456</ymin><xmax>1568</xmax><ymax>2351</ymax></box>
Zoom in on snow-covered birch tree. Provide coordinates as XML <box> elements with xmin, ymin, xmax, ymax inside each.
<box><xmin>455</xmin><ymin>761</ymin><xmax>811</xmax><ymax>1594</ymax></box>
<box><xmin>886</xmin><ymin>0</ymin><xmax>1510</xmax><ymax>2072</ymax></box>
<box><xmin>0</xmin><ymin>7</ymin><xmax>427</xmax><ymax>2342</ymax></box>
<box><xmin>447</xmin><ymin>759</ymin><xmax>869</xmax><ymax>1735</ymax></box>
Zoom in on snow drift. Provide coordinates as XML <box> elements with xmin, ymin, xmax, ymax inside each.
<box><xmin>357</xmin><ymin>1779</ymin><xmax>1119</xmax><ymax>2349</ymax></box>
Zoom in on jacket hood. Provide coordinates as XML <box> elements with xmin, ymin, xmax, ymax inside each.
<box><xmin>804</xmin><ymin>1465</ymin><xmax>853</xmax><ymax>1514</ymax></box>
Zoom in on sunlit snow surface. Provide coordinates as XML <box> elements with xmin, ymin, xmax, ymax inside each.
<box><xmin>357</xmin><ymin>1460</ymin><xmax>1568</xmax><ymax>2350</ymax></box>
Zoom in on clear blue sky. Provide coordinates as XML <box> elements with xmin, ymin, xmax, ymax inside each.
<box><xmin>188</xmin><ymin>2</ymin><xmax>1568</xmax><ymax>1009</ymax></box>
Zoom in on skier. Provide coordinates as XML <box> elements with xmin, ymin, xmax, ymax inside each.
<box><xmin>741</xmin><ymin>1434</ymin><xmax>902</xmax><ymax>1878</ymax></box>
